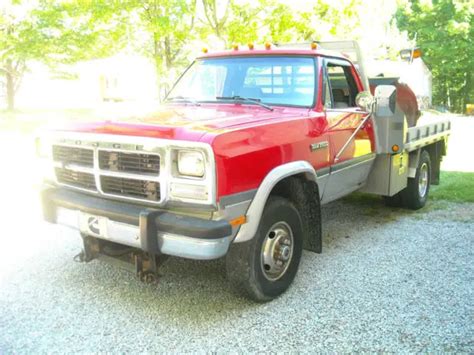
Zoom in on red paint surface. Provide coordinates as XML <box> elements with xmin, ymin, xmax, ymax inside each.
<box><xmin>52</xmin><ymin>49</ymin><xmax>378</xmax><ymax>200</ymax></box>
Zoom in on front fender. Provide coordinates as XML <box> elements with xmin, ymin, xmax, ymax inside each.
<box><xmin>233</xmin><ymin>161</ymin><xmax>318</xmax><ymax>243</ymax></box>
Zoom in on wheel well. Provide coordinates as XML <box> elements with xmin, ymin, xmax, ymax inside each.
<box><xmin>269</xmin><ymin>174</ymin><xmax>322</xmax><ymax>253</ymax></box>
<box><xmin>408</xmin><ymin>140</ymin><xmax>445</xmax><ymax>185</ymax></box>
<box><xmin>423</xmin><ymin>140</ymin><xmax>446</xmax><ymax>185</ymax></box>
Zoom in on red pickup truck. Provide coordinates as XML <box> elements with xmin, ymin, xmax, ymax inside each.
<box><xmin>38</xmin><ymin>42</ymin><xmax>450</xmax><ymax>301</ymax></box>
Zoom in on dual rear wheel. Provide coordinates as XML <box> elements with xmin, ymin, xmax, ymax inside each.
<box><xmin>384</xmin><ymin>150</ymin><xmax>432</xmax><ymax>210</ymax></box>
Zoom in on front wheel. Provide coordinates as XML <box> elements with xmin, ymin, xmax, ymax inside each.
<box><xmin>226</xmin><ymin>196</ymin><xmax>303</xmax><ymax>302</ymax></box>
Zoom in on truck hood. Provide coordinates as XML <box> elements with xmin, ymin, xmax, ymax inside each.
<box><xmin>52</xmin><ymin>104</ymin><xmax>310</xmax><ymax>142</ymax></box>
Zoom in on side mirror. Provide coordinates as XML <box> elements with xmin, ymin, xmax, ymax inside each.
<box><xmin>355</xmin><ymin>91</ymin><xmax>374</xmax><ymax>112</ymax></box>
<box><xmin>374</xmin><ymin>85</ymin><xmax>397</xmax><ymax>117</ymax></box>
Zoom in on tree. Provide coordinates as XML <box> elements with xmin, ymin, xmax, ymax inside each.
<box><xmin>0</xmin><ymin>1</ymin><xmax>127</xmax><ymax>111</ymax></box>
<box><xmin>127</xmin><ymin>0</ymin><xmax>198</xmax><ymax>93</ymax></box>
<box><xmin>201</xmin><ymin>0</ymin><xmax>231</xmax><ymax>45</ymax></box>
<box><xmin>200</xmin><ymin>0</ymin><xmax>301</xmax><ymax>47</ymax></box>
<box><xmin>396</xmin><ymin>0</ymin><xmax>474</xmax><ymax>113</ymax></box>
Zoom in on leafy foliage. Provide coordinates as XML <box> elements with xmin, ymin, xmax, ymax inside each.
<box><xmin>3</xmin><ymin>0</ymin><xmax>447</xmax><ymax>111</ymax></box>
<box><xmin>127</xmin><ymin>0</ymin><xmax>197</xmax><ymax>88</ymax></box>
<box><xmin>396</xmin><ymin>0</ymin><xmax>474</xmax><ymax>113</ymax></box>
<box><xmin>0</xmin><ymin>0</ymin><xmax>127</xmax><ymax>110</ymax></box>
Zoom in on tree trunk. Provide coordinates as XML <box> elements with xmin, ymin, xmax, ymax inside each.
<box><xmin>464</xmin><ymin>71</ymin><xmax>471</xmax><ymax>114</ymax></box>
<box><xmin>6</xmin><ymin>59</ymin><xmax>15</xmax><ymax>111</ymax></box>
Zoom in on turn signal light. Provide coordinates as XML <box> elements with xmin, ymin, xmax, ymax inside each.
<box><xmin>392</xmin><ymin>144</ymin><xmax>400</xmax><ymax>152</ymax></box>
<box><xmin>230</xmin><ymin>215</ymin><xmax>247</xmax><ymax>227</ymax></box>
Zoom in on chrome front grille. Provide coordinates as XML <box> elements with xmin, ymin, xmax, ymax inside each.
<box><xmin>53</xmin><ymin>145</ymin><xmax>93</xmax><ymax>167</ymax></box>
<box><xmin>98</xmin><ymin>151</ymin><xmax>160</xmax><ymax>175</ymax></box>
<box><xmin>52</xmin><ymin>143</ymin><xmax>163</xmax><ymax>204</ymax></box>
<box><xmin>55</xmin><ymin>168</ymin><xmax>97</xmax><ymax>191</ymax></box>
<box><xmin>101</xmin><ymin>176</ymin><xmax>160</xmax><ymax>201</ymax></box>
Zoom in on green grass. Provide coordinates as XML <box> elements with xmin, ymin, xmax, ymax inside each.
<box><xmin>431</xmin><ymin>171</ymin><xmax>474</xmax><ymax>203</ymax></box>
<box><xmin>344</xmin><ymin>171</ymin><xmax>474</xmax><ymax>208</ymax></box>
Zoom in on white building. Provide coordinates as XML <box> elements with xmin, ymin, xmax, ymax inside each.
<box><xmin>13</xmin><ymin>54</ymin><xmax>158</xmax><ymax>110</ymax></box>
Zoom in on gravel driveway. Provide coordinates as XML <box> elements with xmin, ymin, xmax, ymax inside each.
<box><xmin>1</xmin><ymin>195</ymin><xmax>473</xmax><ymax>352</ymax></box>
<box><xmin>0</xmin><ymin>117</ymin><xmax>473</xmax><ymax>352</ymax></box>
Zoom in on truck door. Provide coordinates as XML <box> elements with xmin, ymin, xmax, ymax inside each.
<box><xmin>321</xmin><ymin>58</ymin><xmax>376</xmax><ymax>203</ymax></box>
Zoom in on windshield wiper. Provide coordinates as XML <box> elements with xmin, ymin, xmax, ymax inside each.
<box><xmin>216</xmin><ymin>96</ymin><xmax>273</xmax><ymax>111</ymax></box>
<box><xmin>165</xmin><ymin>96</ymin><xmax>200</xmax><ymax>106</ymax></box>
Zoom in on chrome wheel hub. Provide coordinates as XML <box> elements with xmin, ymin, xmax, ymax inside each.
<box><xmin>261</xmin><ymin>221</ymin><xmax>294</xmax><ymax>281</ymax></box>
<box><xmin>418</xmin><ymin>162</ymin><xmax>429</xmax><ymax>197</ymax></box>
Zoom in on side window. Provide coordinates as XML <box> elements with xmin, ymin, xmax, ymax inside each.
<box><xmin>323</xmin><ymin>76</ymin><xmax>332</xmax><ymax>109</ymax></box>
<box><xmin>326</xmin><ymin>62</ymin><xmax>359</xmax><ymax>108</ymax></box>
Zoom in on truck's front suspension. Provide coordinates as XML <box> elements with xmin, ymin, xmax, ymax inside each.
<box><xmin>74</xmin><ymin>235</ymin><xmax>167</xmax><ymax>284</ymax></box>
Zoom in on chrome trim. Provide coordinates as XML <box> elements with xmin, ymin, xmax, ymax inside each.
<box><xmin>219</xmin><ymin>189</ymin><xmax>257</xmax><ymax>208</ymax></box>
<box><xmin>315</xmin><ymin>166</ymin><xmax>330</xmax><ymax>176</ymax></box>
<box><xmin>55</xmin><ymin>207</ymin><xmax>141</xmax><ymax>248</ymax></box>
<box><xmin>97</xmin><ymin>147</ymin><xmax>162</xmax><ymax>177</ymax></box>
<box><xmin>261</xmin><ymin>221</ymin><xmax>294</xmax><ymax>281</ymax></box>
<box><xmin>330</xmin><ymin>153</ymin><xmax>376</xmax><ymax>173</ymax></box>
<box><xmin>48</xmin><ymin>132</ymin><xmax>217</xmax><ymax>208</ymax></box>
<box><xmin>233</xmin><ymin>161</ymin><xmax>318</xmax><ymax>243</ymax></box>
<box><xmin>321</xmin><ymin>154</ymin><xmax>376</xmax><ymax>204</ymax></box>
<box><xmin>404</xmin><ymin>132</ymin><xmax>449</xmax><ymax>152</ymax></box>
<box><xmin>418</xmin><ymin>162</ymin><xmax>429</xmax><ymax>197</ymax></box>
<box><xmin>310</xmin><ymin>141</ymin><xmax>329</xmax><ymax>152</ymax></box>
<box><xmin>55</xmin><ymin>207</ymin><xmax>229</xmax><ymax>260</ymax></box>
<box><xmin>158</xmin><ymin>232</ymin><xmax>232</xmax><ymax>260</ymax></box>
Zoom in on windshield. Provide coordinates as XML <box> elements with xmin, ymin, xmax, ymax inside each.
<box><xmin>167</xmin><ymin>56</ymin><xmax>317</xmax><ymax>108</ymax></box>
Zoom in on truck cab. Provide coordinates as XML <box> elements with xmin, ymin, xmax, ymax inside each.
<box><xmin>39</xmin><ymin>43</ymin><xmax>450</xmax><ymax>301</ymax></box>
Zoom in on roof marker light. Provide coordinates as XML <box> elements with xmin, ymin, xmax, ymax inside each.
<box><xmin>233</xmin><ymin>44</ymin><xmax>239</xmax><ymax>51</ymax></box>
<box><xmin>248</xmin><ymin>43</ymin><xmax>254</xmax><ymax>50</ymax></box>
<box><xmin>202</xmin><ymin>47</ymin><xmax>208</xmax><ymax>53</ymax></box>
<box><xmin>265</xmin><ymin>42</ymin><xmax>271</xmax><ymax>50</ymax></box>
<box><xmin>311</xmin><ymin>42</ymin><xmax>318</xmax><ymax>50</ymax></box>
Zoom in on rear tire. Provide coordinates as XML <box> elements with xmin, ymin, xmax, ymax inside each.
<box><xmin>400</xmin><ymin>150</ymin><xmax>431</xmax><ymax>210</ymax></box>
<box><xmin>226</xmin><ymin>196</ymin><xmax>303</xmax><ymax>302</ymax></box>
<box><xmin>383</xmin><ymin>150</ymin><xmax>431</xmax><ymax>209</ymax></box>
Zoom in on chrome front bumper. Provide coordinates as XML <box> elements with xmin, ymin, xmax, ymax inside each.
<box><xmin>43</xmin><ymin>188</ymin><xmax>233</xmax><ymax>260</ymax></box>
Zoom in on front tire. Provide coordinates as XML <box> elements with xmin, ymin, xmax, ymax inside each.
<box><xmin>226</xmin><ymin>196</ymin><xmax>303</xmax><ymax>302</ymax></box>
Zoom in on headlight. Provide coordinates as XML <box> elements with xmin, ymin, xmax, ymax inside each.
<box><xmin>177</xmin><ymin>150</ymin><xmax>205</xmax><ymax>177</ymax></box>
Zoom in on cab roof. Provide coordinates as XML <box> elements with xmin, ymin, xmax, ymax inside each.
<box><xmin>197</xmin><ymin>48</ymin><xmax>349</xmax><ymax>61</ymax></box>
